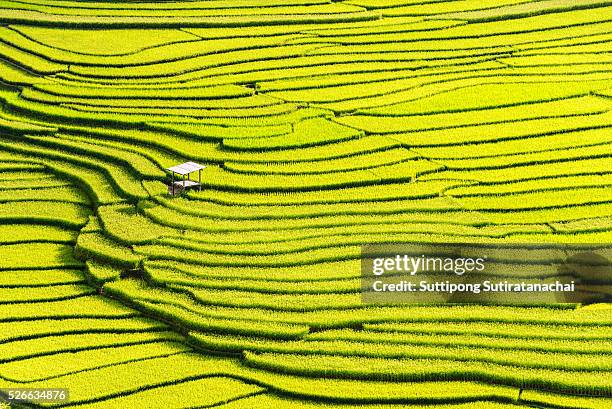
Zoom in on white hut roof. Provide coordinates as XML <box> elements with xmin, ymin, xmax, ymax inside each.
<box><xmin>166</xmin><ymin>161</ymin><xmax>205</xmax><ymax>175</ymax></box>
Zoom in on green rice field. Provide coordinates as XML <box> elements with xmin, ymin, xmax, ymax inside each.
<box><xmin>0</xmin><ymin>0</ymin><xmax>611</xmax><ymax>407</ymax></box>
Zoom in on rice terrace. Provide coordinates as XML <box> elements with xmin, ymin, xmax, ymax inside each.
<box><xmin>0</xmin><ymin>0</ymin><xmax>612</xmax><ymax>407</ymax></box>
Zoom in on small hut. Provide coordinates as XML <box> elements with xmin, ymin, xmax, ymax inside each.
<box><xmin>166</xmin><ymin>161</ymin><xmax>205</xmax><ymax>195</ymax></box>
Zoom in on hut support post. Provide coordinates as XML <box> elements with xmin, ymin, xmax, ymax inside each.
<box><xmin>171</xmin><ymin>171</ymin><xmax>174</xmax><ymax>195</ymax></box>
<box><xmin>199</xmin><ymin>170</ymin><xmax>201</xmax><ymax>191</ymax></box>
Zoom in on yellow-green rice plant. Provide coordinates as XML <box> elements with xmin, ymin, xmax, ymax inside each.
<box><xmin>75</xmin><ymin>233</ymin><xmax>142</xmax><ymax>269</ymax></box>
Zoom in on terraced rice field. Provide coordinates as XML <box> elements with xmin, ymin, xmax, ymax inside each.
<box><xmin>0</xmin><ymin>0</ymin><xmax>611</xmax><ymax>407</ymax></box>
